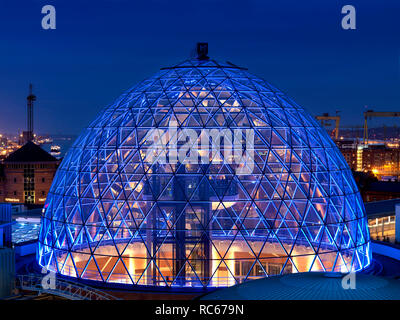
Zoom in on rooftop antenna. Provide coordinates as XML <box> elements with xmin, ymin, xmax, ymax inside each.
<box><xmin>196</xmin><ymin>42</ymin><xmax>209</xmax><ymax>60</ymax></box>
<box><xmin>26</xmin><ymin>83</ymin><xmax>36</xmax><ymax>141</ymax></box>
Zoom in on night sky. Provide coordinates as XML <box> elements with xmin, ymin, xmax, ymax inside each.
<box><xmin>0</xmin><ymin>0</ymin><xmax>399</xmax><ymax>135</ymax></box>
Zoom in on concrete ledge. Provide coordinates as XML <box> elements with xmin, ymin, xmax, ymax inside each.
<box><xmin>371</xmin><ymin>241</ymin><xmax>400</xmax><ymax>260</ymax></box>
<box><xmin>15</xmin><ymin>242</ymin><xmax>37</xmax><ymax>256</ymax></box>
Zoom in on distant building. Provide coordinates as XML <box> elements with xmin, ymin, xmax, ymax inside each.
<box><xmin>0</xmin><ymin>141</ymin><xmax>60</xmax><ymax>205</ymax></box>
<box><xmin>361</xmin><ymin>145</ymin><xmax>400</xmax><ymax>179</ymax></box>
<box><xmin>352</xmin><ymin>171</ymin><xmax>400</xmax><ymax>202</ymax></box>
<box><xmin>337</xmin><ymin>143</ymin><xmax>400</xmax><ymax>180</ymax></box>
<box><xmin>336</xmin><ymin>140</ymin><xmax>358</xmax><ymax>171</ymax></box>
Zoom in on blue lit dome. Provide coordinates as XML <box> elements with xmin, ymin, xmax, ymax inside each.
<box><xmin>37</xmin><ymin>48</ymin><xmax>371</xmax><ymax>289</ymax></box>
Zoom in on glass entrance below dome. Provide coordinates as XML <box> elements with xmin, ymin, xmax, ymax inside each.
<box><xmin>51</xmin><ymin>238</ymin><xmax>356</xmax><ymax>287</ymax></box>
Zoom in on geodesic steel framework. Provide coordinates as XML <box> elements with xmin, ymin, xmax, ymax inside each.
<box><xmin>37</xmin><ymin>56</ymin><xmax>371</xmax><ymax>289</ymax></box>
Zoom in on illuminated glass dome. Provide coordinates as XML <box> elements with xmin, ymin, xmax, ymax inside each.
<box><xmin>38</xmin><ymin>45</ymin><xmax>371</xmax><ymax>289</ymax></box>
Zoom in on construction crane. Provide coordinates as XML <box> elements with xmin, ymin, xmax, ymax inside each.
<box><xmin>315</xmin><ymin>113</ymin><xmax>340</xmax><ymax>140</ymax></box>
<box><xmin>363</xmin><ymin>111</ymin><xmax>400</xmax><ymax>144</ymax></box>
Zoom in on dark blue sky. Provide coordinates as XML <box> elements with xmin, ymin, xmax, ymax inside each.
<box><xmin>0</xmin><ymin>0</ymin><xmax>399</xmax><ymax>135</ymax></box>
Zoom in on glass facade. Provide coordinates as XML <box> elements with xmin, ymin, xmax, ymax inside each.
<box><xmin>37</xmin><ymin>58</ymin><xmax>371</xmax><ymax>288</ymax></box>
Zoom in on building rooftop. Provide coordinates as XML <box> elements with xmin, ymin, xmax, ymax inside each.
<box><xmin>367</xmin><ymin>181</ymin><xmax>400</xmax><ymax>193</ymax></box>
<box><xmin>3</xmin><ymin>141</ymin><xmax>58</xmax><ymax>163</ymax></box>
<box><xmin>365</xmin><ymin>198</ymin><xmax>400</xmax><ymax>218</ymax></box>
<box><xmin>200</xmin><ymin>272</ymin><xmax>400</xmax><ymax>300</ymax></box>
<box><xmin>365</xmin><ymin>144</ymin><xmax>389</xmax><ymax>150</ymax></box>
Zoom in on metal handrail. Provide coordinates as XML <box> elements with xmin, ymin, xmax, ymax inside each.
<box><xmin>15</xmin><ymin>274</ymin><xmax>120</xmax><ymax>300</ymax></box>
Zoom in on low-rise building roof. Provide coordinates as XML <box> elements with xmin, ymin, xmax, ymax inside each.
<box><xmin>365</xmin><ymin>198</ymin><xmax>400</xmax><ymax>218</ymax></box>
<box><xmin>200</xmin><ymin>272</ymin><xmax>400</xmax><ymax>300</ymax></box>
<box><xmin>3</xmin><ymin>141</ymin><xmax>57</xmax><ymax>163</ymax></box>
<box><xmin>367</xmin><ymin>181</ymin><xmax>400</xmax><ymax>193</ymax></box>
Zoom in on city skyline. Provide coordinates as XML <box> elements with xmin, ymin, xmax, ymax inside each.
<box><xmin>1</xmin><ymin>1</ymin><xmax>400</xmax><ymax>303</ymax></box>
<box><xmin>0</xmin><ymin>0</ymin><xmax>399</xmax><ymax>135</ymax></box>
